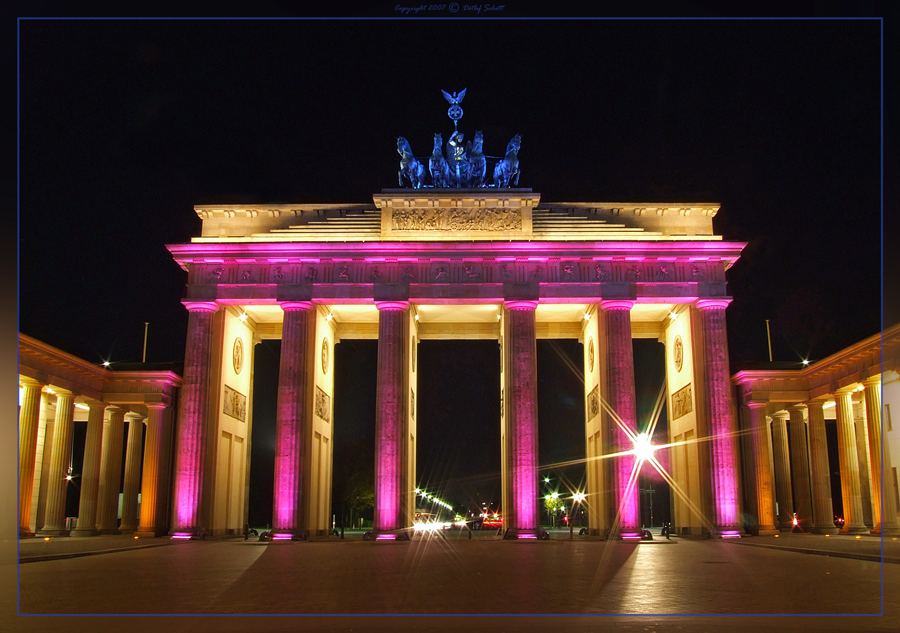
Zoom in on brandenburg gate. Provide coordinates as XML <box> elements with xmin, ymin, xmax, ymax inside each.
<box><xmin>166</xmin><ymin>189</ymin><xmax>746</xmax><ymax>540</ymax></box>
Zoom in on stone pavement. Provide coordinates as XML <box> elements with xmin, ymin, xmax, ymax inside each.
<box><xmin>7</xmin><ymin>530</ymin><xmax>900</xmax><ymax>632</ymax></box>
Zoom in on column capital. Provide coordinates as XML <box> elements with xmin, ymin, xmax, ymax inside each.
<box><xmin>279</xmin><ymin>300</ymin><xmax>314</xmax><ymax>311</ymax></box>
<box><xmin>861</xmin><ymin>375</ymin><xmax>881</xmax><ymax>388</ymax></box>
<box><xmin>144</xmin><ymin>402</ymin><xmax>168</xmax><ymax>411</ymax></box>
<box><xmin>834</xmin><ymin>385</ymin><xmax>859</xmax><ymax>396</ymax></box>
<box><xmin>182</xmin><ymin>300</ymin><xmax>219</xmax><ymax>313</ymax></box>
<box><xmin>106</xmin><ymin>405</ymin><xmax>127</xmax><ymax>417</ymax></box>
<box><xmin>695</xmin><ymin>298</ymin><xmax>732</xmax><ymax>310</ymax></box>
<box><xmin>771</xmin><ymin>410</ymin><xmax>790</xmax><ymax>421</ymax></box>
<box><xmin>375</xmin><ymin>300</ymin><xmax>410</xmax><ymax>311</ymax></box>
<box><xmin>746</xmin><ymin>400</ymin><xmax>768</xmax><ymax>410</ymax></box>
<box><xmin>124</xmin><ymin>411</ymin><xmax>145</xmax><ymax>424</ymax></box>
<box><xmin>807</xmin><ymin>400</ymin><xmax>827</xmax><ymax>412</ymax></box>
<box><xmin>599</xmin><ymin>299</ymin><xmax>634</xmax><ymax>311</ymax></box>
<box><xmin>504</xmin><ymin>300</ymin><xmax>538</xmax><ymax>311</ymax></box>
<box><xmin>19</xmin><ymin>377</ymin><xmax>43</xmax><ymax>389</ymax></box>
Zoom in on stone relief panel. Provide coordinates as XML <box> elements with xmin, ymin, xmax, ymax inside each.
<box><xmin>587</xmin><ymin>385</ymin><xmax>600</xmax><ymax>422</ymax></box>
<box><xmin>671</xmin><ymin>383</ymin><xmax>693</xmax><ymax>421</ymax></box>
<box><xmin>315</xmin><ymin>385</ymin><xmax>331</xmax><ymax>422</ymax></box>
<box><xmin>223</xmin><ymin>385</ymin><xmax>247</xmax><ymax>422</ymax></box>
<box><xmin>391</xmin><ymin>208</ymin><xmax>522</xmax><ymax>232</ymax></box>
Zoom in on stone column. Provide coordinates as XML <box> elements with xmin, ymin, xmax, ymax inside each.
<box><xmin>853</xmin><ymin>395</ymin><xmax>874</xmax><ymax>527</ymax></box>
<box><xmin>787</xmin><ymin>405</ymin><xmax>814</xmax><ymax>531</ymax></box>
<box><xmin>119</xmin><ymin>413</ymin><xmax>145</xmax><ymax>533</ymax></box>
<box><xmin>71</xmin><ymin>401</ymin><xmax>106</xmax><ymax>536</ymax></box>
<box><xmin>770</xmin><ymin>411</ymin><xmax>794</xmax><ymax>530</ymax></box>
<box><xmin>503</xmin><ymin>300</ymin><xmax>539</xmax><ymax>538</ymax></box>
<box><xmin>695</xmin><ymin>299</ymin><xmax>742</xmax><ymax>535</ymax></box>
<box><xmin>834</xmin><ymin>388</ymin><xmax>868</xmax><ymax>533</ymax></box>
<box><xmin>137</xmin><ymin>403</ymin><xmax>170</xmax><ymax>537</ymax></box>
<box><xmin>97</xmin><ymin>407</ymin><xmax>126</xmax><ymax>533</ymax></box>
<box><xmin>601</xmin><ymin>300</ymin><xmax>640</xmax><ymax>539</ymax></box>
<box><xmin>18</xmin><ymin>380</ymin><xmax>43</xmax><ymax>537</ymax></box>
<box><xmin>272</xmin><ymin>301</ymin><xmax>315</xmax><ymax>540</ymax></box>
<box><xmin>171</xmin><ymin>301</ymin><xmax>218</xmax><ymax>538</ymax></box>
<box><xmin>748</xmin><ymin>401</ymin><xmax>778</xmax><ymax>535</ymax></box>
<box><xmin>374</xmin><ymin>301</ymin><xmax>410</xmax><ymax>535</ymax></box>
<box><xmin>862</xmin><ymin>377</ymin><xmax>900</xmax><ymax>535</ymax></box>
<box><xmin>38</xmin><ymin>390</ymin><xmax>76</xmax><ymax>536</ymax></box>
<box><xmin>807</xmin><ymin>401</ymin><xmax>838</xmax><ymax>534</ymax></box>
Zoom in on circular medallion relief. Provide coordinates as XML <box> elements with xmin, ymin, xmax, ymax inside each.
<box><xmin>673</xmin><ymin>335</ymin><xmax>684</xmax><ymax>373</ymax></box>
<box><xmin>232</xmin><ymin>337</ymin><xmax>244</xmax><ymax>375</ymax></box>
<box><xmin>588</xmin><ymin>337</ymin><xmax>595</xmax><ymax>373</ymax></box>
<box><xmin>321</xmin><ymin>337</ymin><xmax>330</xmax><ymax>374</ymax></box>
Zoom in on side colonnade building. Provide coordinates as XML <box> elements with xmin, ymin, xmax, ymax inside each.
<box><xmin>164</xmin><ymin>190</ymin><xmax>746</xmax><ymax>540</ymax></box>
<box><xmin>18</xmin><ymin>334</ymin><xmax>181</xmax><ymax>538</ymax></box>
<box><xmin>733</xmin><ymin>323</ymin><xmax>900</xmax><ymax>536</ymax></box>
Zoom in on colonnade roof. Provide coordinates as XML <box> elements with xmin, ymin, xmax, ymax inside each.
<box><xmin>731</xmin><ymin>322</ymin><xmax>900</xmax><ymax>406</ymax></box>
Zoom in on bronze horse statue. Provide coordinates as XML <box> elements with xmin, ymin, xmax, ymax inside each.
<box><xmin>467</xmin><ymin>130</ymin><xmax>486</xmax><ymax>187</ymax></box>
<box><xmin>492</xmin><ymin>134</ymin><xmax>521</xmax><ymax>188</ymax></box>
<box><xmin>397</xmin><ymin>136</ymin><xmax>425</xmax><ymax>188</ymax></box>
<box><xmin>429</xmin><ymin>133</ymin><xmax>451</xmax><ymax>188</ymax></box>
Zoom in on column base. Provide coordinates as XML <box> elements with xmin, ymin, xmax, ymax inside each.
<box><xmin>812</xmin><ymin>525</ymin><xmax>839</xmax><ymax>535</ymax></box>
<box><xmin>871</xmin><ymin>525</ymin><xmax>900</xmax><ymax>536</ymax></box>
<box><xmin>98</xmin><ymin>528</ymin><xmax>121</xmax><ymax>535</ymax></box>
<box><xmin>169</xmin><ymin>529</ymin><xmax>207</xmax><ymax>540</ymax></box>
<box><xmin>364</xmin><ymin>530</ymin><xmax>409</xmax><ymax>541</ymax></box>
<box><xmin>269</xmin><ymin>531</ymin><xmax>307</xmax><ymax>541</ymax></box>
<box><xmin>841</xmin><ymin>525</ymin><xmax>869</xmax><ymax>535</ymax></box>
<box><xmin>119</xmin><ymin>528</ymin><xmax>136</xmax><ymax>535</ymax></box>
<box><xmin>135</xmin><ymin>528</ymin><xmax>168</xmax><ymax>538</ymax></box>
<box><xmin>714</xmin><ymin>528</ymin><xmax>744</xmax><ymax>538</ymax></box>
<box><xmin>36</xmin><ymin>529</ymin><xmax>70</xmax><ymax>537</ymax></box>
<box><xmin>69</xmin><ymin>529</ymin><xmax>101</xmax><ymax>537</ymax></box>
<box><xmin>19</xmin><ymin>529</ymin><xmax>36</xmax><ymax>538</ymax></box>
<box><xmin>503</xmin><ymin>528</ymin><xmax>543</xmax><ymax>540</ymax></box>
<box><xmin>751</xmin><ymin>526</ymin><xmax>779</xmax><ymax>536</ymax></box>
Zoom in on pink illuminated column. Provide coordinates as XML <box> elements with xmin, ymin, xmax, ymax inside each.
<box><xmin>171</xmin><ymin>300</ymin><xmax>218</xmax><ymax>537</ymax></box>
<box><xmin>18</xmin><ymin>379</ymin><xmax>43</xmax><ymax>537</ymax></box>
<box><xmin>862</xmin><ymin>377</ymin><xmax>900</xmax><ymax>535</ymax></box>
<box><xmin>787</xmin><ymin>405</ymin><xmax>814</xmax><ymax>531</ymax></box>
<box><xmin>137</xmin><ymin>403</ymin><xmax>172</xmax><ymax>537</ymax></box>
<box><xmin>601</xmin><ymin>300</ymin><xmax>640</xmax><ymax>538</ymax></box>
<box><xmin>834</xmin><ymin>388</ymin><xmax>868</xmax><ymax>533</ymax></box>
<box><xmin>695</xmin><ymin>299</ymin><xmax>742</xmax><ymax>535</ymax></box>
<box><xmin>503</xmin><ymin>300</ymin><xmax>540</xmax><ymax>537</ymax></box>
<box><xmin>97</xmin><ymin>407</ymin><xmax>126</xmax><ymax>533</ymax></box>
<box><xmin>38</xmin><ymin>390</ymin><xmax>75</xmax><ymax>536</ymax></box>
<box><xmin>272</xmin><ymin>301</ymin><xmax>315</xmax><ymax>539</ymax></box>
<box><xmin>71</xmin><ymin>401</ymin><xmax>106</xmax><ymax>536</ymax></box>
<box><xmin>748</xmin><ymin>401</ymin><xmax>778</xmax><ymax>535</ymax></box>
<box><xmin>807</xmin><ymin>401</ymin><xmax>838</xmax><ymax>534</ymax></box>
<box><xmin>374</xmin><ymin>301</ymin><xmax>409</xmax><ymax>534</ymax></box>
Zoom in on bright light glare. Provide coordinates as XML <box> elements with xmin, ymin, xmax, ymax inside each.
<box><xmin>802</xmin><ymin>359</ymin><xmax>810</xmax><ymax>366</ymax></box>
<box><xmin>102</xmin><ymin>361</ymin><xmax>110</xmax><ymax>367</ymax></box>
<box><xmin>239</xmin><ymin>312</ymin><xmax>248</xmax><ymax>323</ymax></box>
<box><xmin>632</xmin><ymin>432</ymin><xmax>655</xmax><ymax>462</ymax></box>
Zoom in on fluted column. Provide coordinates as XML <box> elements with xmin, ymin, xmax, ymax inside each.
<box><xmin>272</xmin><ymin>301</ymin><xmax>315</xmax><ymax>539</ymax></box>
<box><xmin>695</xmin><ymin>299</ymin><xmax>742</xmax><ymax>535</ymax></box>
<box><xmin>807</xmin><ymin>401</ymin><xmax>837</xmax><ymax>534</ymax></box>
<box><xmin>770</xmin><ymin>411</ymin><xmax>794</xmax><ymax>530</ymax></box>
<box><xmin>97</xmin><ymin>407</ymin><xmax>126</xmax><ymax>533</ymax></box>
<box><xmin>71</xmin><ymin>401</ymin><xmax>106</xmax><ymax>536</ymax></box>
<box><xmin>374</xmin><ymin>301</ymin><xmax>409</xmax><ymax>535</ymax></box>
<box><xmin>502</xmin><ymin>300</ymin><xmax>540</xmax><ymax>538</ymax></box>
<box><xmin>171</xmin><ymin>301</ymin><xmax>218</xmax><ymax>538</ymax></box>
<box><xmin>602</xmin><ymin>300</ymin><xmax>640</xmax><ymax>539</ymax></box>
<box><xmin>137</xmin><ymin>403</ymin><xmax>170</xmax><ymax>537</ymax></box>
<box><xmin>853</xmin><ymin>395</ymin><xmax>874</xmax><ymax>527</ymax></box>
<box><xmin>38</xmin><ymin>390</ymin><xmax>76</xmax><ymax>536</ymax></box>
<box><xmin>862</xmin><ymin>377</ymin><xmax>900</xmax><ymax>535</ymax></box>
<box><xmin>748</xmin><ymin>401</ymin><xmax>777</xmax><ymax>535</ymax></box>
<box><xmin>119</xmin><ymin>413</ymin><xmax>145</xmax><ymax>533</ymax></box>
<box><xmin>18</xmin><ymin>380</ymin><xmax>44</xmax><ymax>537</ymax></box>
<box><xmin>834</xmin><ymin>388</ymin><xmax>868</xmax><ymax>533</ymax></box>
<box><xmin>787</xmin><ymin>405</ymin><xmax>814</xmax><ymax>531</ymax></box>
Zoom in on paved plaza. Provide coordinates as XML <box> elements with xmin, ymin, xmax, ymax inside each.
<box><xmin>7</xmin><ymin>531</ymin><xmax>900</xmax><ymax>632</ymax></box>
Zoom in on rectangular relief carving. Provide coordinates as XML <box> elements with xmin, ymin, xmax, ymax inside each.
<box><xmin>223</xmin><ymin>384</ymin><xmax>247</xmax><ymax>422</ymax></box>
<box><xmin>587</xmin><ymin>384</ymin><xmax>600</xmax><ymax>422</ymax></box>
<box><xmin>391</xmin><ymin>208</ymin><xmax>523</xmax><ymax>232</ymax></box>
<box><xmin>671</xmin><ymin>383</ymin><xmax>693</xmax><ymax>421</ymax></box>
<box><xmin>315</xmin><ymin>385</ymin><xmax>331</xmax><ymax>422</ymax></box>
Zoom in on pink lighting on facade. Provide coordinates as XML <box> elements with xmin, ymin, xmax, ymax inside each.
<box><xmin>272</xmin><ymin>301</ymin><xmax>315</xmax><ymax>539</ymax></box>
<box><xmin>170</xmin><ymin>533</ymin><xmax>193</xmax><ymax>540</ymax></box>
<box><xmin>695</xmin><ymin>299</ymin><xmax>742</xmax><ymax>535</ymax></box>
<box><xmin>171</xmin><ymin>301</ymin><xmax>218</xmax><ymax>536</ymax></box>
<box><xmin>375</xmin><ymin>533</ymin><xmax>398</xmax><ymax>541</ymax></box>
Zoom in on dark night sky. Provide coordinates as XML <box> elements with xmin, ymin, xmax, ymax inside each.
<box><xmin>17</xmin><ymin>16</ymin><xmax>895</xmax><ymax>521</ymax></box>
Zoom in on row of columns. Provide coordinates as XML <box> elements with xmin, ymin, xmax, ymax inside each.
<box><xmin>18</xmin><ymin>379</ymin><xmax>172</xmax><ymax>538</ymax></box>
<box><xmin>747</xmin><ymin>378</ymin><xmax>899</xmax><ymax>535</ymax></box>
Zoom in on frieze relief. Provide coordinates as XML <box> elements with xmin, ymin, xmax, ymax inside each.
<box><xmin>223</xmin><ymin>384</ymin><xmax>247</xmax><ymax>422</ymax></box>
<box><xmin>391</xmin><ymin>208</ymin><xmax>523</xmax><ymax>232</ymax></box>
<box><xmin>315</xmin><ymin>385</ymin><xmax>331</xmax><ymax>422</ymax></box>
<box><xmin>671</xmin><ymin>383</ymin><xmax>693</xmax><ymax>421</ymax></box>
<box><xmin>587</xmin><ymin>385</ymin><xmax>600</xmax><ymax>422</ymax></box>
<box><xmin>189</xmin><ymin>260</ymin><xmax>724</xmax><ymax>287</ymax></box>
